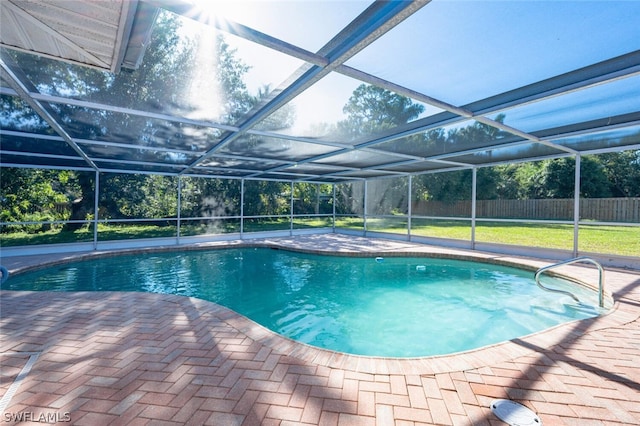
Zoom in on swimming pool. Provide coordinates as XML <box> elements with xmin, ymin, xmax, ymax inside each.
<box><xmin>2</xmin><ymin>247</ymin><xmax>608</xmax><ymax>357</ymax></box>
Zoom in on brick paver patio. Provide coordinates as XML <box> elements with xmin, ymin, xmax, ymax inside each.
<box><xmin>1</xmin><ymin>234</ymin><xmax>639</xmax><ymax>425</ymax></box>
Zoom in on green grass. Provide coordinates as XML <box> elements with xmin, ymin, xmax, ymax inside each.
<box><xmin>292</xmin><ymin>217</ymin><xmax>334</xmax><ymax>229</ymax></box>
<box><xmin>180</xmin><ymin>220</ymin><xmax>240</xmax><ymax>236</ymax></box>
<box><xmin>476</xmin><ymin>222</ymin><xmax>638</xmax><ymax>256</ymax></box>
<box><xmin>98</xmin><ymin>224</ymin><xmax>178</xmax><ymax>240</ymax></box>
<box><xmin>243</xmin><ymin>218</ymin><xmax>291</xmax><ymax>232</ymax></box>
<box><xmin>0</xmin><ymin>227</ymin><xmax>94</xmax><ymax>246</ymax></box>
<box><xmin>334</xmin><ymin>218</ymin><xmax>639</xmax><ymax>257</ymax></box>
<box><xmin>0</xmin><ymin>223</ymin><xmax>178</xmax><ymax>246</ymax></box>
<box><xmin>410</xmin><ymin>219</ymin><xmax>471</xmax><ymax>240</ymax></box>
<box><xmin>334</xmin><ymin>217</ymin><xmax>364</xmax><ymax>229</ymax></box>
<box><xmin>1</xmin><ymin>219</ymin><xmax>638</xmax><ymax>257</ymax></box>
<box><xmin>475</xmin><ymin>222</ymin><xmax>574</xmax><ymax>250</ymax></box>
<box><xmin>579</xmin><ymin>225</ymin><xmax>640</xmax><ymax>256</ymax></box>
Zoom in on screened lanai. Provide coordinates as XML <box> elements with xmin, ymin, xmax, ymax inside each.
<box><xmin>1</xmin><ymin>0</ymin><xmax>639</xmax><ymax>265</ymax></box>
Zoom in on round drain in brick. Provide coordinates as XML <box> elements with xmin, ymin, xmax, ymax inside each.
<box><xmin>490</xmin><ymin>399</ymin><xmax>542</xmax><ymax>425</ymax></box>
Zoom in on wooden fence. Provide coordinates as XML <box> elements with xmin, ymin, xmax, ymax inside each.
<box><xmin>412</xmin><ymin>197</ymin><xmax>640</xmax><ymax>222</ymax></box>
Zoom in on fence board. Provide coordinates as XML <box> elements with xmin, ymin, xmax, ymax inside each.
<box><xmin>412</xmin><ymin>198</ymin><xmax>640</xmax><ymax>223</ymax></box>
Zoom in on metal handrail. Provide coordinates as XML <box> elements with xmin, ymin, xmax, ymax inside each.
<box><xmin>534</xmin><ymin>257</ymin><xmax>605</xmax><ymax>308</ymax></box>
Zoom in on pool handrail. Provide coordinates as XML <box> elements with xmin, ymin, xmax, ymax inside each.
<box><xmin>535</xmin><ymin>257</ymin><xmax>605</xmax><ymax>308</ymax></box>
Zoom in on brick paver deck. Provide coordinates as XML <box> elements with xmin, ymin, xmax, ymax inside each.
<box><xmin>1</xmin><ymin>234</ymin><xmax>639</xmax><ymax>425</ymax></box>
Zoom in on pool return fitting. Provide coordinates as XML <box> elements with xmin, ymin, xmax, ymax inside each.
<box><xmin>534</xmin><ymin>257</ymin><xmax>605</xmax><ymax>308</ymax></box>
<box><xmin>0</xmin><ymin>265</ymin><xmax>8</xmax><ymax>284</ymax></box>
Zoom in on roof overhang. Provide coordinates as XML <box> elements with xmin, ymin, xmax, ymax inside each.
<box><xmin>0</xmin><ymin>0</ymin><xmax>157</xmax><ymax>73</ymax></box>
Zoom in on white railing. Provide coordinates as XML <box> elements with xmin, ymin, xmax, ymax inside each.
<box><xmin>535</xmin><ymin>257</ymin><xmax>605</xmax><ymax>307</ymax></box>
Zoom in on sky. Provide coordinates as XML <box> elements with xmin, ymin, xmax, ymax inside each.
<box><xmin>185</xmin><ymin>0</ymin><xmax>640</xmax><ymax>135</ymax></box>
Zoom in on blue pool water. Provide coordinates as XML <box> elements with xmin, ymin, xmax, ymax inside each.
<box><xmin>2</xmin><ymin>248</ymin><xmax>607</xmax><ymax>357</ymax></box>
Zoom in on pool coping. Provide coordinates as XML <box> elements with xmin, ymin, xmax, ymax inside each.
<box><xmin>2</xmin><ymin>234</ymin><xmax>638</xmax><ymax>376</ymax></box>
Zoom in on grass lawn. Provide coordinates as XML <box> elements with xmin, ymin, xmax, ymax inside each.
<box><xmin>579</xmin><ymin>225</ymin><xmax>640</xmax><ymax>257</ymax></box>
<box><xmin>475</xmin><ymin>222</ymin><xmax>574</xmax><ymax>251</ymax></box>
<box><xmin>1</xmin><ymin>219</ymin><xmax>638</xmax><ymax>257</ymax></box>
<box><xmin>0</xmin><ymin>223</ymin><xmax>178</xmax><ymax>246</ymax></box>
<box><xmin>410</xmin><ymin>219</ymin><xmax>471</xmax><ymax>241</ymax></box>
<box><xmin>0</xmin><ymin>227</ymin><xmax>95</xmax><ymax>246</ymax></box>
<box><xmin>475</xmin><ymin>222</ymin><xmax>638</xmax><ymax>257</ymax></box>
<box><xmin>337</xmin><ymin>218</ymin><xmax>639</xmax><ymax>257</ymax></box>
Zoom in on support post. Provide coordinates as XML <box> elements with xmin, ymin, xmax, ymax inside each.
<box><xmin>176</xmin><ymin>176</ymin><xmax>182</xmax><ymax>245</ymax></box>
<box><xmin>471</xmin><ymin>167</ymin><xmax>477</xmax><ymax>250</ymax></box>
<box><xmin>407</xmin><ymin>175</ymin><xmax>412</xmax><ymax>240</ymax></box>
<box><xmin>332</xmin><ymin>184</ymin><xmax>336</xmax><ymax>232</ymax></box>
<box><xmin>93</xmin><ymin>170</ymin><xmax>99</xmax><ymax>250</ymax></box>
<box><xmin>573</xmin><ymin>155</ymin><xmax>581</xmax><ymax>257</ymax></box>
<box><xmin>363</xmin><ymin>180</ymin><xmax>368</xmax><ymax>234</ymax></box>
<box><xmin>240</xmin><ymin>179</ymin><xmax>245</xmax><ymax>238</ymax></box>
<box><xmin>290</xmin><ymin>181</ymin><xmax>294</xmax><ymax>235</ymax></box>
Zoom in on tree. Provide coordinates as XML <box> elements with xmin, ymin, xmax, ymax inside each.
<box><xmin>333</xmin><ymin>85</ymin><xmax>425</xmax><ymax>215</ymax></box>
<box><xmin>215</xmin><ymin>35</ymin><xmax>254</xmax><ymax>124</ymax></box>
<box><xmin>64</xmin><ymin>172</ymin><xmax>95</xmax><ymax>231</ymax></box>
<box><xmin>539</xmin><ymin>158</ymin><xmax>576</xmax><ymax>198</ymax></box>
<box><xmin>335</xmin><ymin>182</ymin><xmax>364</xmax><ymax>215</ymax></box>
<box><xmin>599</xmin><ymin>150</ymin><xmax>640</xmax><ymax>197</ymax></box>
<box><xmin>0</xmin><ymin>168</ymin><xmax>72</xmax><ymax>232</ymax></box>
<box><xmin>412</xmin><ymin>117</ymin><xmax>508</xmax><ymax>203</ymax></box>
<box><xmin>0</xmin><ymin>96</ymin><xmax>53</xmax><ymax>134</ymax></box>
<box><xmin>243</xmin><ymin>180</ymin><xmax>290</xmax><ymax>216</ymax></box>
<box><xmin>413</xmin><ymin>170</ymin><xmax>470</xmax><ymax>203</ymax></box>
<box><xmin>180</xmin><ymin>177</ymin><xmax>241</xmax><ymax>218</ymax></box>
<box><xmin>1</xmin><ymin>10</ymin><xmax>270</xmax><ymax>228</ymax></box>
<box><xmin>448</xmin><ymin>117</ymin><xmax>505</xmax><ymax>148</ymax></box>
<box><xmin>293</xmin><ymin>183</ymin><xmax>333</xmax><ymax>215</ymax></box>
<box><xmin>98</xmin><ymin>173</ymin><xmax>149</xmax><ymax>219</ymax></box>
<box><xmin>533</xmin><ymin>157</ymin><xmax>611</xmax><ymax>199</ymax></box>
<box><xmin>337</xmin><ymin>84</ymin><xmax>425</xmax><ymax>141</ymax></box>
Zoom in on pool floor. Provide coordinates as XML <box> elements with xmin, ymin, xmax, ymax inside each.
<box><xmin>1</xmin><ymin>234</ymin><xmax>639</xmax><ymax>425</ymax></box>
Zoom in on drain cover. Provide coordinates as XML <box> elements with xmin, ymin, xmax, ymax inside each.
<box><xmin>490</xmin><ymin>399</ymin><xmax>542</xmax><ymax>425</ymax></box>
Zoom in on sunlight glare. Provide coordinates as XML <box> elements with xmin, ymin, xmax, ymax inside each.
<box><xmin>188</xmin><ymin>0</ymin><xmax>261</xmax><ymax>25</ymax></box>
<box><xmin>184</xmin><ymin>25</ymin><xmax>224</xmax><ymax>122</ymax></box>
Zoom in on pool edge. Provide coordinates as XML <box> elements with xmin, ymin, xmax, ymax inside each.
<box><xmin>2</xmin><ymin>235</ymin><xmax>637</xmax><ymax>376</ymax></box>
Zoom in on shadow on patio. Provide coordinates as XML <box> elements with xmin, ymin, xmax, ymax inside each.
<box><xmin>469</xmin><ymin>277</ymin><xmax>640</xmax><ymax>425</ymax></box>
<box><xmin>0</xmin><ymin>290</ymin><xmax>356</xmax><ymax>425</ymax></box>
